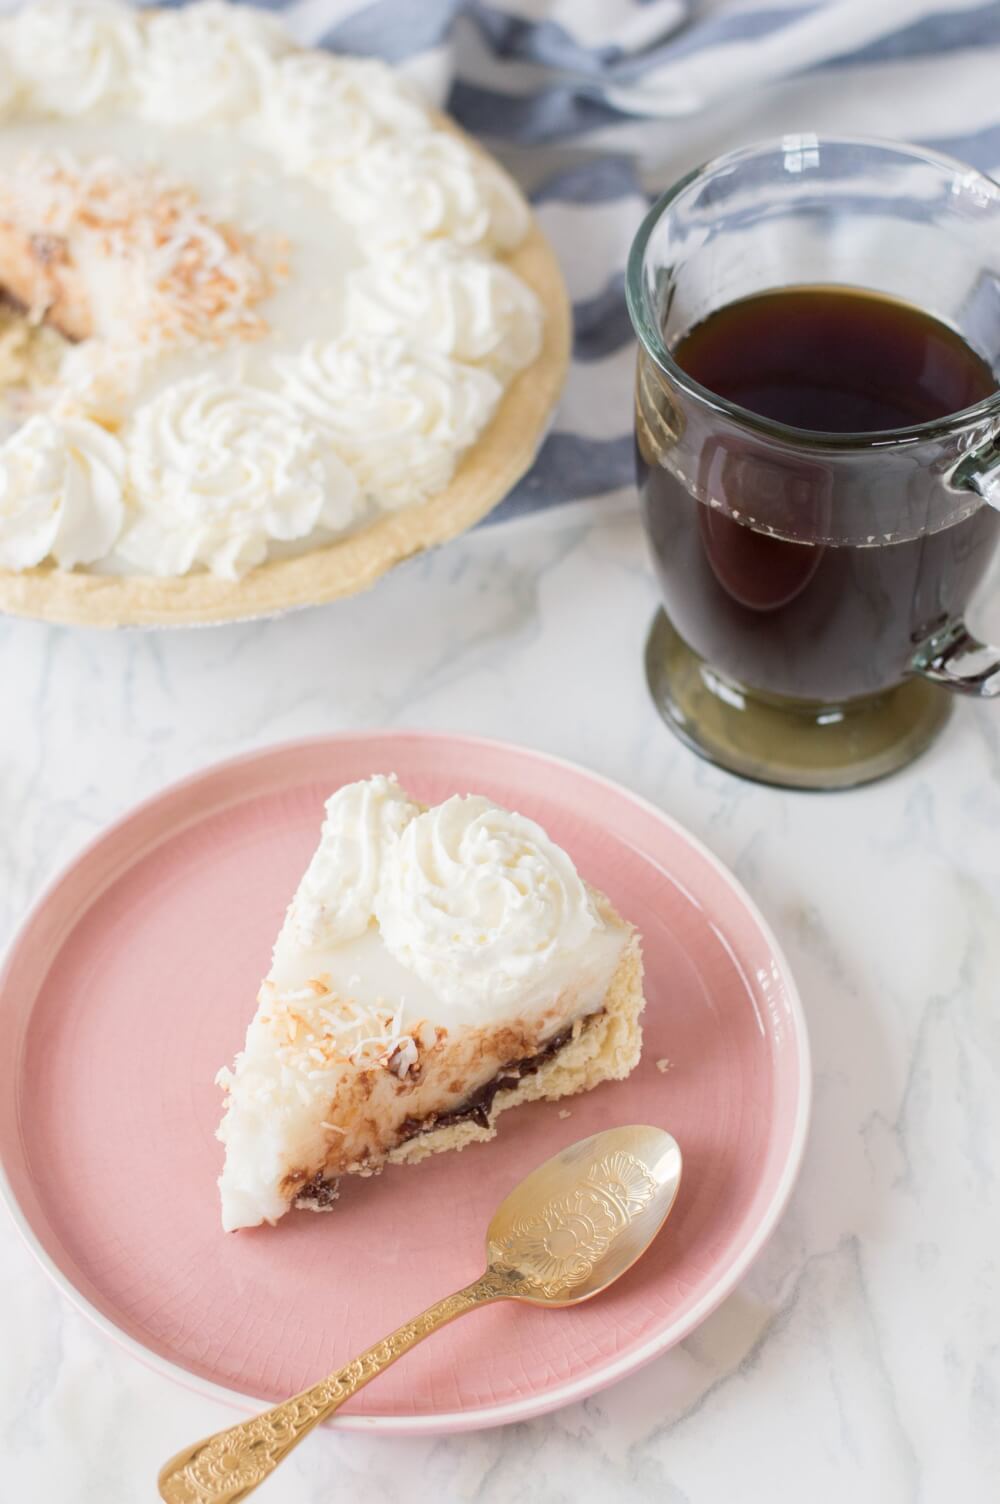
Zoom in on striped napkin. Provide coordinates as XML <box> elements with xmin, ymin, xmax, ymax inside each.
<box><xmin>239</xmin><ymin>2</ymin><xmax>1000</xmax><ymax>520</ymax></box>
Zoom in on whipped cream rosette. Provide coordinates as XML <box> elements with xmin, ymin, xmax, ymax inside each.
<box><xmin>277</xmin><ymin>334</ymin><xmax>503</xmax><ymax>509</ymax></box>
<box><xmin>375</xmin><ymin>795</ymin><xmax>599</xmax><ymax>1015</ymax></box>
<box><xmin>5</xmin><ymin>0</ymin><xmax>143</xmax><ymax>116</ymax></box>
<box><xmin>119</xmin><ymin>376</ymin><xmax>360</xmax><ymax>579</ymax></box>
<box><xmin>138</xmin><ymin>0</ymin><xmax>291</xmax><ymax>124</ymax></box>
<box><xmin>328</xmin><ymin>133</ymin><xmax>531</xmax><ymax>252</ymax></box>
<box><xmin>256</xmin><ymin>51</ymin><xmax>429</xmax><ymax>175</ymax></box>
<box><xmin>291</xmin><ymin>775</ymin><xmax>422</xmax><ymax>949</ymax></box>
<box><xmin>0</xmin><ymin>413</ymin><xmax>124</xmax><ymax>569</ymax></box>
<box><xmin>345</xmin><ymin>242</ymin><xmax>543</xmax><ymax>378</ymax></box>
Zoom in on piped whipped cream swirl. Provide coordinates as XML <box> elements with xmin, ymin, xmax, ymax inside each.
<box><xmin>292</xmin><ymin>775</ymin><xmax>421</xmax><ymax>950</ymax></box>
<box><xmin>375</xmin><ymin>795</ymin><xmax>599</xmax><ymax>1013</ymax></box>
<box><xmin>345</xmin><ymin>243</ymin><xmax>542</xmax><ymax>378</ymax></box>
<box><xmin>6</xmin><ymin>0</ymin><xmax>142</xmax><ymax>117</ymax></box>
<box><xmin>328</xmin><ymin>134</ymin><xmax>531</xmax><ymax>252</ymax></box>
<box><xmin>138</xmin><ymin>0</ymin><xmax>291</xmax><ymax>124</ymax></box>
<box><xmin>120</xmin><ymin>375</ymin><xmax>361</xmax><ymax>579</ymax></box>
<box><xmin>0</xmin><ymin>414</ymin><xmax>125</xmax><ymax>570</ymax></box>
<box><xmin>256</xmin><ymin>51</ymin><xmax>429</xmax><ymax>175</ymax></box>
<box><xmin>277</xmin><ymin>334</ymin><xmax>502</xmax><ymax>509</ymax></box>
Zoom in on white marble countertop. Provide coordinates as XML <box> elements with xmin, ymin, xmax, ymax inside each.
<box><xmin>1</xmin><ymin>499</ymin><xmax>998</xmax><ymax>1502</ymax></box>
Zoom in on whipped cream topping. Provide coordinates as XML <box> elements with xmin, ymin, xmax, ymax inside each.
<box><xmin>138</xmin><ymin>0</ymin><xmax>290</xmax><ymax>125</ymax></box>
<box><xmin>6</xmin><ymin>0</ymin><xmax>142</xmax><ymax>118</ymax></box>
<box><xmin>120</xmin><ymin>375</ymin><xmax>361</xmax><ymax>579</ymax></box>
<box><xmin>277</xmin><ymin>334</ymin><xmax>502</xmax><ymax>508</ymax></box>
<box><xmin>0</xmin><ymin>0</ymin><xmax>543</xmax><ymax>580</ymax></box>
<box><xmin>291</xmin><ymin>775</ymin><xmax>422</xmax><ymax>950</ymax></box>
<box><xmin>255</xmin><ymin>51</ymin><xmax>429</xmax><ymax>176</ymax></box>
<box><xmin>328</xmin><ymin>133</ymin><xmax>531</xmax><ymax>252</ymax></box>
<box><xmin>375</xmin><ymin>794</ymin><xmax>599</xmax><ymax>1014</ymax></box>
<box><xmin>346</xmin><ymin>242</ymin><xmax>542</xmax><ymax>378</ymax></box>
<box><xmin>0</xmin><ymin>413</ymin><xmax>125</xmax><ymax>569</ymax></box>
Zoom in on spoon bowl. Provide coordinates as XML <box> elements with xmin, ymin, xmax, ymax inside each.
<box><xmin>486</xmin><ymin>1125</ymin><xmax>683</xmax><ymax>1305</ymax></box>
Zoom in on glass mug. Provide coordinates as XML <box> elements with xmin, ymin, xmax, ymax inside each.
<box><xmin>627</xmin><ymin>136</ymin><xmax>1000</xmax><ymax>790</ymax></box>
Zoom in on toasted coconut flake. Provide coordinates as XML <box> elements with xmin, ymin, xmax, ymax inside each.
<box><xmin>0</xmin><ymin>151</ymin><xmax>286</xmax><ymax>357</ymax></box>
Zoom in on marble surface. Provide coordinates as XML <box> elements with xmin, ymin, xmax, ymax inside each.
<box><xmin>1</xmin><ymin>496</ymin><xmax>998</xmax><ymax>1502</ymax></box>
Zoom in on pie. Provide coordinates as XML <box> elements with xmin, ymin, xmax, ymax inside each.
<box><xmin>0</xmin><ymin>0</ymin><xmax>569</xmax><ymax>626</ymax></box>
<box><xmin>216</xmin><ymin>776</ymin><xmax>644</xmax><ymax>1230</ymax></box>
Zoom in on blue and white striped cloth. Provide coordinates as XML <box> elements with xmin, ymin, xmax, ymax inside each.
<box><xmin>235</xmin><ymin>2</ymin><xmax>1000</xmax><ymax>521</ymax></box>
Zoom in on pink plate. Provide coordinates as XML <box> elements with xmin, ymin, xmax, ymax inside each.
<box><xmin>0</xmin><ymin>733</ymin><xmax>809</xmax><ymax>1432</ymax></box>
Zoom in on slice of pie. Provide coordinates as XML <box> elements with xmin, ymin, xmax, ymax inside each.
<box><xmin>216</xmin><ymin>774</ymin><xmax>645</xmax><ymax>1230</ymax></box>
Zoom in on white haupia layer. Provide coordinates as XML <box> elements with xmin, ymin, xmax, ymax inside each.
<box><xmin>216</xmin><ymin>777</ymin><xmax>628</xmax><ymax>1231</ymax></box>
<box><xmin>0</xmin><ymin>1</ymin><xmax>543</xmax><ymax>580</ymax></box>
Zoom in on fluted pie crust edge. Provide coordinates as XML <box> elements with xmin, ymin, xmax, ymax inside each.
<box><xmin>0</xmin><ymin>132</ymin><xmax>571</xmax><ymax>629</ymax></box>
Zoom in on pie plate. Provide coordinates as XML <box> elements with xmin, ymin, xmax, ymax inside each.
<box><xmin>0</xmin><ymin>732</ymin><xmax>810</xmax><ymax>1431</ymax></box>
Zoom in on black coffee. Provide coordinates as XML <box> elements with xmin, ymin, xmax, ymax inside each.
<box><xmin>639</xmin><ymin>286</ymin><xmax>1000</xmax><ymax>701</ymax></box>
<box><xmin>670</xmin><ymin>285</ymin><xmax>996</xmax><ymax>432</ymax></box>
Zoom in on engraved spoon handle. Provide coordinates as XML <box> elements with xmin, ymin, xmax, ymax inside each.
<box><xmin>158</xmin><ymin>1269</ymin><xmax>512</xmax><ymax>1503</ymax></box>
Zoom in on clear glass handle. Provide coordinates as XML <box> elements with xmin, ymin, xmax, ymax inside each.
<box><xmin>952</xmin><ymin>434</ymin><xmax>1000</xmax><ymax>510</ymax></box>
<box><xmin>913</xmin><ymin>620</ymin><xmax>1000</xmax><ymax>697</ymax></box>
<box><xmin>917</xmin><ymin>446</ymin><xmax>1000</xmax><ymax>695</ymax></box>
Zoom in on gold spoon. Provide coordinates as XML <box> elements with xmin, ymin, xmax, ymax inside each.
<box><xmin>159</xmin><ymin>1125</ymin><xmax>683</xmax><ymax>1504</ymax></box>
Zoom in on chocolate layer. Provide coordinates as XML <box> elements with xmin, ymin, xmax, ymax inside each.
<box><xmin>398</xmin><ymin>1018</ymin><xmax>583</xmax><ymax>1140</ymax></box>
<box><xmin>293</xmin><ymin>1172</ymin><xmax>340</xmax><ymax>1209</ymax></box>
<box><xmin>292</xmin><ymin>1013</ymin><xmax>599</xmax><ymax>1210</ymax></box>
